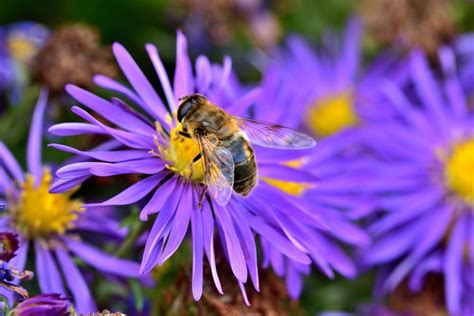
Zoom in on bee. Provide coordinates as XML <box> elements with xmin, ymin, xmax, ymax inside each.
<box><xmin>177</xmin><ymin>94</ymin><xmax>316</xmax><ymax>206</ymax></box>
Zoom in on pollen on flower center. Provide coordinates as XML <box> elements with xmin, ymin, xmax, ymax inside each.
<box><xmin>11</xmin><ymin>169</ymin><xmax>83</xmax><ymax>239</ymax></box>
<box><xmin>444</xmin><ymin>138</ymin><xmax>474</xmax><ymax>205</ymax></box>
<box><xmin>7</xmin><ymin>36</ymin><xmax>37</xmax><ymax>62</ymax></box>
<box><xmin>160</xmin><ymin>123</ymin><xmax>205</xmax><ymax>182</ymax></box>
<box><xmin>306</xmin><ymin>92</ymin><xmax>358</xmax><ymax>137</ymax></box>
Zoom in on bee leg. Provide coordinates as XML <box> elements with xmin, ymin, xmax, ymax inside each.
<box><xmin>198</xmin><ymin>186</ymin><xmax>208</xmax><ymax>209</ymax></box>
<box><xmin>178</xmin><ymin>131</ymin><xmax>191</xmax><ymax>138</ymax></box>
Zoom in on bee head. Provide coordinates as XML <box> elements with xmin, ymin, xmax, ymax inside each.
<box><xmin>177</xmin><ymin>94</ymin><xmax>205</xmax><ymax>123</ymax></box>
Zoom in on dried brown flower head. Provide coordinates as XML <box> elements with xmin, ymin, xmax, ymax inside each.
<box><xmin>32</xmin><ymin>24</ymin><xmax>117</xmax><ymax>93</ymax></box>
<box><xmin>361</xmin><ymin>0</ymin><xmax>456</xmax><ymax>57</ymax></box>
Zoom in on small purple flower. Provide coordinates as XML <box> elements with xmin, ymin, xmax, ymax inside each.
<box><xmin>0</xmin><ymin>22</ymin><xmax>49</xmax><ymax>105</ymax></box>
<box><xmin>360</xmin><ymin>48</ymin><xmax>474</xmax><ymax>315</ymax></box>
<box><xmin>13</xmin><ymin>293</ymin><xmax>70</xmax><ymax>316</ymax></box>
<box><xmin>0</xmin><ymin>89</ymin><xmax>143</xmax><ymax>314</ymax></box>
<box><xmin>270</xmin><ymin>18</ymin><xmax>407</xmax><ymax>138</ymax></box>
<box><xmin>49</xmin><ymin>31</ymin><xmax>363</xmax><ymax>302</ymax></box>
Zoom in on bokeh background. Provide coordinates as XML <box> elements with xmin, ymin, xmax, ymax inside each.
<box><xmin>1</xmin><ymin>1</ymin><xmax>474</xmax><ymax>315</ymax></box>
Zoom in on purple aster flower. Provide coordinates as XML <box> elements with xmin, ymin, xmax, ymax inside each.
<box><xmin>0</xmin><ymin>22</ymin><xmax>50</xmax><ymax>106</ymax></box>
<box><xmin>0</xmin><ymin>89</ymin><xmax>143</xmax><ymax>313</ymax></box>
<box><xmin>13</xmin><ymin>293</ymin><xmax>70</xmax><ymax>316</ymax></box>
<box><xmin>360</xmin><ymin>48</ymin><xmax>474</xmax><ymax>315</ymax></box>
<box><xmin>48</xmin><ymin>31</ymin><xmax>364</xmax><ymax>303</ymax></box>
<box><xmin>271</xmin><ymin>18</ymin><xmax>407</xmax><ymax>139</ymax></box>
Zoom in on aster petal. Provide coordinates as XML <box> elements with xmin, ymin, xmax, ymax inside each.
<box><xmin>363</xmin><ymin>221</ymin><xmax>420</xmax><ymax>266</ymax></box>
<box><xmin>258</xmin><ymin>164</ymin><xmax>318</xmax><ymax>182</ymax></box>
<box><xmin>27</xmin><ymin>88</ymin><xmax>48</xmax><ymax>187</ymax></box>
<box><xmin>201</xmin><ymin>203</ymin><xmax>223</xmax><ymax>294</ymax></box>
<box><xmin>384</xmin><ymin>204</ymin><xmax>453</xmax><ymax>291</ymax></box>
<box><xmin>191</xmin><ymin>207</ymin><xmax>204</xmax><ymax>301</ymax></box>
<box><xmin>55</xmin><ymin>247</ymin><xmax>97</xmax><ymax>314</ymax></box>
<box><xmin>0</xmin><ymin>142</ymin><xmax>24</xmax><ymax>182</ymax></box>
<box><xmin>410</xmin><ymin>50</ymin><xmax>450</xmax><ymax>132</ymax></box>
<box><xmin>173</xmin><ymin>30</ymin><xmax>195</xmax><ymax>100</ymax></box>
<box><xmin>66</xmin><ymin>84</ymin><xmax>155</xmax><ymax>136</ymax></box>
<box><xmin>84</xmin><ymin>172</ymin><xmax>166</xmax><ymax>207</ymax></box>
<box><xmin>140</xmin><ymin>181</ymin><xmax>183</xmax><ymax>274</ymax></box>
<box><xmin>89</xmin><ymin>159</ymin><xmax>165</xmax><ymax>176</ymax></box>
<box><xmin>35</xmin><ymin>241</ymin><xmax>66</xmax><ymax>295</ymax></box>
<box><xmin>139</xmin><ymin>175</ymin><xmax>177</xmax><ymax>220</ymax></box>
<box><xmin>369</xmin><ymin>188</ymin><xmax>444</xmax><ymax>235</ymax></box>
<box><xmin>326</xmin><ymin>218</ymin><xmax>370</xmax><ymax>247</ymax></box>
<box><xmin>244</xmin><ymin>210</ymin><xmax>311</xmax><ymax>265</ymax></box>
<box><xmin>93</xmin><ymin>75</ymin><xmax>148</xmax><ymax>110</ymax></box>
<box><xmin>112</xmin><ymin>42</ymin><xmax>168</xmax><ymax>121</ymax></box>
<box><xmin>48</xmin><ymin>123</ymin><xmax>107</xmax><ymax>136</ymax></box>
<box><xmin>231</xmin><ymin>205</ymin><xmax>259</xmax><ymax>291</ymax></box>
<box><xmin>159</xmin><ymin>184</ymin><xmax>193</xmax><ymax>264</ymax></box>
<box><xmin>71</xmin><ymin>106</ymin><xmax>153</xmax><ymax>149</ymax></box>
<box><xmin>146</xmin><ymin>44</ymin><xmax>177</xmax><ymax>113</ymax></box>
<box><xmin>336</xmin><ymin>18</ymin><xmax>361</xmax><ymax>87</ymax></box>
<box><xmin>444</xmin><ymin>216</ymin><xmax>465</xmax><ymax>314</ymax></box>
<box><xmin>65</xmin><ymin>237</ymin><xmax>141</xmax><ymax>277</ymax></box>
<box><xmin>313</xmin><ymin>232</ymin><xmax>357</xmax><ymax>278</ymax></box>
<box><xmin>195</xmin><ymin>55</ymin><xmax>212</xmax><ymax>93</ymax></box>
<box><xmin>225</xmin><ymin>86</ymin><xmax>261</xmax><ymax>116</ymax></box>
<box><xmin>49</xmin><ymin>175</ymin><xmax>90</xmax><ymax>194</ymax></box>
<box><xmin>48</xmin><ymin>144</ymin><xmax>151</xmax><ymax>163</ymax></box>
<box><xmin>439</xmin><ymin>47</ymin><xmax>467</xmax><ymax>123</ymax></box>
<box><xmin>409</xmin><ymin>252</ymin><xmax>442</xmax><ymax>292</ymax></box>
<box><xmin>238</xmin><ymin>281</ymin><xmax>250</xmax><ymax>306</ymax></box>
<box><xmin>286</xmin><ymin>263</ymin><xmax>303</xmax><ymax>300</ymax></box>
<box><xmin>215</xmin><ymin>205</ymin><xmax>248</xmax><ymax>282</ymax></box>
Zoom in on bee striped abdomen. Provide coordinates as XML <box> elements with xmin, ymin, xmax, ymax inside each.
<box><xmin>226</xmin><ymin>135</ymin><xmax>257</xmax><ymax>196</ymax></box>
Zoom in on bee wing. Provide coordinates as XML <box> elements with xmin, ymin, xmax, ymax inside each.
<box><xmin>196</xmin><ymin>133</ymin><xmax>235</xmax><ymax>205</ymax></box>
<box><xmin>234</xmin><ymin>117</ymin><xmax>316</xmax><ymax>149</ymax></box>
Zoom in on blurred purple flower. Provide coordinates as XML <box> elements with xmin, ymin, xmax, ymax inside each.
<box><xmin>14</xmin><ymin>293</ymin><xmax>70</xmax><ymax>316</ymax></box>
<box><xmin>360</xmin><ymin>48</ymin><xmax>474</xmax><ymax>315</ymax></box>
<box><xmin>49</xmin><ymin>31</ymin><xmax>365</xmax><ymax>302</ymax></box>
<box><xmin>270</xmin><ymin>18</ymin><xmax>407</xmax><ymax>139</ymax></box>
<box><xmin>0</xmin><ymin>22</ymin><xmax>49</xmax><ymax>105</ymax></box>
<box><xmin>0</xmin><ymin>90</ymin><xmax>142</xmax><ymax>314</ymax></box>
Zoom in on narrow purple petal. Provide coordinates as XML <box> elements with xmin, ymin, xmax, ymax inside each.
<box><xmin>48</xmin><ymin>122</ymin><xmax>107</xmax><ymax>136</ymax></box>
<box><xmin>140</xmin><ymin>175</ymin><xmax>177</xmax><ymax>220</ymax></box>
<box><xmin>191</xmin><ymin>208</ymin><xmax>204</xmax><ymax>301</ymax></box>
<box><xmin>409</xmin><ymin>252</ymin><xmax>442</xmax><ymax>292</ymax></box>
<box><xmin>27</xmin><ymin>88</ymin><xmax>48</xmax><ymax>187</ymax></box>
<box><xmin>65</xmin><ymin>237</ymin><xmax>141</xmax><ymax>277</ymax></box>
<box><xmin>89</xmin><ymin>159</ymin><xmax>164</xmax><ymax>176</ymax></box>
<box><xmin>146</xmin><ymin>44</ymin><xmax>177</xmax><ymax>112</ymax></box>
<box><xmin>112</xmin><ymin>42</ymin><xmax>168</xmax><ymax>121</ymax></box>
<box><xmin>195</xmin><ymin>55</ymin><xmax>212</xmax><ymax>93</ymax></box>
<box><xmin>444</xmin><ymin>217</ymin><xmax>465</xmax><ymax>314</ymax></box>
<box><xmin>84</xmin><ymin>172</ymin><xmax>165</xmax><ymax>207</ymax></box>
<box><xmin>0</xmin><ymin>142</ymin><xmax>24</xmax><ymax>182</ymax></box>
<box><xmin>49</xmin><ymin>144</ymin><xmax>150</xmax><ymax>163</ymax></box>
<box><xmin>225</xmin><ymin>87</ymin><xmax>261</xmax><ymax>116</ymax></box>
<box><xmin>201</xmin><ymin>203</ymin><xmax>223</xmax><ymax>294</ymax></box>
<box><xmin>173</xmin><ymin>31</ymin><xmax>194</xmax><ymax>99</ymax></box>
<box><xmin>286</xmin><ymin>263</ymin><xmax>303</xmax><ymax>300</ymax></box>
<box><xmin>66</xmin><ymin>84</ymin><xmax>155</xmax><ymax>136</ymax></box>
<box><xmin>34</xmin><ymin>241</ymin><xmax>66</xmax><ymax>295</ymax></box>
<box><xmin>55</xmin><ymin>247</ymin><xmax>97</xmax><ymax>314</ymax></box>
<box><xmin>159</xmin><ymin>184</ymin><xmax>193</xmax><ymax>264</ymax></box>
<box><xmin>93</xmin><ymin>75</ymin><xmax>148</xmax><ymax>110</ymax></box>
<box><xmin>238</xmin><ymin>281</ymin><xmax>250</xmax><ymax>306</ymax></box>
<box><xmin>215</xmin><ymin>205</ymin><xmax>248</xmax><ymax>282</ymax></box>
<box><xmin>50</xmin><ymin>175</ymin><xmax>90</xmax><ymax>193</ymax></box>
<box><xmin>140</xmin><ymin>182</ymin><xmax>184</xmax><ymax>274</ymax></box>
<box><xmin>71</xmin><ymin>106</ymin><xmax>153</xmax><ymax>149</ymax></box>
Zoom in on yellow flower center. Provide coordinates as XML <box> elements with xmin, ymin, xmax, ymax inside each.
<box><xmin>306</xmin><ymin>92</ymin><xmax>358</xmax><ymax>137</ymax></box>
<box><xmin>262</xmin><ymin>177</ymin><xmax>310</xmax><ymax>196</ymax></box>
<box><xmin>7</xmin><ymin>36</ymin><xmax>38</xmax><ymax>63</ymax></box>
<box><xmin>156</xmin><ymin>123</ymin><xmax>205</xmax><ymax>182</ymax></box>
<box><xmin>444</xmin><ymin>139</ymin><xmax>474</xmax><ymax>205</ymax></box>
<box><xmin>11</xmin><ymin>169</ymin><xmax>83</xmax><ymax>239</ymax></box>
